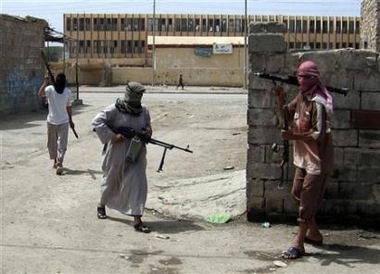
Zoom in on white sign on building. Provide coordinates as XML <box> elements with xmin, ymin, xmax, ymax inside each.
<box><xmin>213</xmin><ymin>43</ymin><xmax>233</xmax><ymax>54</ymax></box>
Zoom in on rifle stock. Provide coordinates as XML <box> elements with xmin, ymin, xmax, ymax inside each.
<box><xmin>254</xmin><ymin>72</ymin><xmax>349</xmax><ymax>96</ymax></box>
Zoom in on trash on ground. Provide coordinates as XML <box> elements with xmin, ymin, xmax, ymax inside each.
<box><xmin>273</xmin><ymin>260</ymin><xmax>287</xmax><ymax>268</ymax></box>
<box><xmin>206</xmin><ymin>213</ymin><xmax>231</xmax><ymax>224</ymax></box>
<box><xmin>155</xmin><ymin>233</ymin><xmax>170</xmax><ymax>239</ymax></box>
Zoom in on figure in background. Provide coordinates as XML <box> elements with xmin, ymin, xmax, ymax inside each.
<box><xmin>91</xmin><ymin>82</ymin><xmax>152</xmax><ymax>233</ymax></box>
<box><xmin>176</xmin><ymin>74</ymin><xmax>185</xmax><ymax>90</ymax></box>
<box><xmin>38</xmin><ymin>72</ymin><xmax>75</xmax><ymax>175</ymax></box>
<box><xmin>274</xmin><ymin>60</ymin><xmax>334</xmax><ymax>259</ymax></box>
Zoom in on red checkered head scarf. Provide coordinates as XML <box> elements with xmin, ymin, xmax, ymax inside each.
<box><xmin>297</xmin><ymin>60</ymin><xmax>333</xmax><ymax>113</ymax></box>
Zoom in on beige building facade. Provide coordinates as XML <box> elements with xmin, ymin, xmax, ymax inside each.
<box><xmin>64</xmin><ymin>13</ymin><xmax>361</xmax><ymax>61</ymax></box>
<box><xmin>60</xmin><ymin>13</ymin><xmax>361</xmax><ymax>86</ymax></box>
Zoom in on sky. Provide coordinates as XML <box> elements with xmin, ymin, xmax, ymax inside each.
<box><xmin>1</xmin><ymin>0</ymin><xmax>362</xmax><ymax>33</ymax></box>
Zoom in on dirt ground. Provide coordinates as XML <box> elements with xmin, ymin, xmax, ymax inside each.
<box><xmin>1</xmin><ymin>86</ymin><xmax>379</xmax><ymax>274</ymax></box>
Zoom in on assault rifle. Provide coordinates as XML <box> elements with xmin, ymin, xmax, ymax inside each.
<box><xmin>107</xmin><ymin>125</ymin><xmax>193</xmax><ymax>172</ymax></box>
<box><xmin>40</xmin><ymin>49</ymin><xmax>79</xmax><ymax>139</ymax></box>
<box><xmin>271</xmin><ymin>105</ymin><xmax>290</xmax><ymax>189</ymax></box>
<box><xmin>254</xmin><ymin>72</ymin><xmax>349</xmax><ymax>96</ymax></box>
<box><xmin>40</xmin><ymin>49</ymin><xmax>56</xmax><ymax>86</ymax></box>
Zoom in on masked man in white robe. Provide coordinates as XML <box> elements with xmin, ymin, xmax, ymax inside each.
<box><xmin>92</xmin><ymin>82</ymin><xmax>152</xmax><ymax>233</ymax></box>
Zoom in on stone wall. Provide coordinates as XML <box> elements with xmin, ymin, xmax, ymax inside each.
<box><xmin>246</xmin><ymin>22</ymin><xmax>380</xmax><ymax>226</ymax></box>
<box><xmin>0</xmin><ymin>15</ymin><xmax>47</xmax><ymax>114</ymax></box>
<box><xmin>361</xmin><ymin>0</ymin><xmax>380</xmax><ymax>52</ymax></box>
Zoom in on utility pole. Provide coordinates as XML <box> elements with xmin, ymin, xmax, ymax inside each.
<box><xmin>152</xmin><ymin>0</ymin><xmax>156</xmax><ymax>87</ymax></box>
<box><xmin>244</xmin><ymin>0</ymin><xmax>248</xmax><ymax>89</ymax></box>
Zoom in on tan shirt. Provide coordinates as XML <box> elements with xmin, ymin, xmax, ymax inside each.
<box><xmin>289</xmin><ymin>94</ymin><xmax>334</xmax><ymax>175</ymax></box>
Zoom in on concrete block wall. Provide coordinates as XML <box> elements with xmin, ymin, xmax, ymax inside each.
<box><xmin>361</xmin><ymin>0</ymin><xmax>380</xmax><ymax>52</ymax></box>
<box><xmin>0</xmin><ymin>15</ymin><xmax>47</xmax><ymax>114</ymax></box>
<box><xmin>247</xmin><ymin>22</ymin><xmax>380</xmax><ymax>226</ymax></box>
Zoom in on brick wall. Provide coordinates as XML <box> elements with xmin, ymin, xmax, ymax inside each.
<box><xmin>247</xmin><ymin>22</ymin><xmax>380</xmax><ymax>227</ymax></box>
<box><xmin>0</xmin><ymin>15</ymin><xmax>46</xmax><ymax>114</ymax></box>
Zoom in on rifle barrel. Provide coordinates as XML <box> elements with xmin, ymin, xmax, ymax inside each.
<box><xmin>149</xmin><ymin>138</ymin><xmax>193</xmax><ymax>153</ymax></box>
<box><xmin>254</xmin><ymin>72</ymin><xmax>348</xmax><ymax>96</ymax></box>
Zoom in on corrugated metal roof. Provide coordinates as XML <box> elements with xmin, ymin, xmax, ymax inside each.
<box><xmin>147</xmin><ymin>36</ymin><xmax>245</xmax><ymax>46</ymax></box>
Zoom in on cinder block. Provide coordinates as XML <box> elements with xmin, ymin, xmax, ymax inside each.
<box><xmin>333</xmin><ymin>129</ymin><xmax>358</xmax><ymax>147</ymax></box>
<box><xmin>246</xmin><ymin>179</ymin><xmax>264</xmax><ymax>197</ymax></box>
<box><xmin>246</xmin><ymin>162</ymin><xmax>282</xmax><ymax>181</ymax></box>
<box><xmin>358</xmin><ymin>130</ymin><xmax>380</xmax><ymax>148</ymax></box>
<box><xmin>248</xmin><ymin>34</ymin><xmax>286</xmax><ymax>53</ymax></box>
<box><xmin>332</xmin><ymin>110</ymin><xmax>351</xmax><ymax>129</ymax></box>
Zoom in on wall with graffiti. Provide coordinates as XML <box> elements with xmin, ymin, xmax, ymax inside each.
<box><xmin>0</xmin><ymin>15</ymin><xmax>46</xmax><ymax>114</ymax></box>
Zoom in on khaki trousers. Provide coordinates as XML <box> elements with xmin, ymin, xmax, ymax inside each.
<box><xmin>47</xmin><ymin>122</ymin><xmax>69</xmax><ymax>166</ymax></box>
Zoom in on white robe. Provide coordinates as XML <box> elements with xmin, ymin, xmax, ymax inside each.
<box><xmin>91</xmin><ymin>104</ymin><xmax>151</xmax><ymax>216</ymax></box>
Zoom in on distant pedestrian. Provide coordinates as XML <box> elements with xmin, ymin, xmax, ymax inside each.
<box><xmin>176</xmin><ymin>74</ymin><xmax>184</xmax><ymax>90</ymax></box>
<box><xmin>91</xmin><ymin>82</ymin><xmax>152</xmax><ymax>233</ymax></box>
<box><xmin>38</xmin><ymin>72</ymin><xmax>75</xmax><ymax>175</ymax></box>
<box><xmin>274</xmin><ymin>60</ymin><xmax>334</xmax><ymax>259</ymax></box>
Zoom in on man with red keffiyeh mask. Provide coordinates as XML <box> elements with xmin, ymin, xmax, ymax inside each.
<box><xmin>274</xmin><ymin>60</ymin><xmax>334</xmax><ymax>259</ymax></box>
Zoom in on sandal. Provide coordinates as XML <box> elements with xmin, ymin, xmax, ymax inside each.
<box><xmin>134</xmin><ymin>223</ymin><xmax>151</xmax><ymax>233</ymax></box>
<box><xmin>97</xmin><ymin>206</ymin><xmax>107</xmax><ymax>219</ymax></box>
<box><xmin>56</xmin><ymin>166</ymin><xmax>64</xmax><ymax>175</ymax></box>
<box><xmin>281</xmin><ymin>247</ymin><xmax>304</xmax><ymax>260</ymax></box>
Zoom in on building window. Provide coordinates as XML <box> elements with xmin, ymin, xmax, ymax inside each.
<box><xmin>79</xmin><ymin>18</ymin><xmax>85</xmax><ymax>31</ymax></box>
<box><xmin>322</xmin><ymin>20</ymin><xmax>328</xmax><ymax>33</ymax></box>
<box><xmin>348</xmin><ymin>21</ymin><xmax>354</xmax><ymax>34</ymax></box>
<box><xmin>66</xmin><ymin>18</ymin><xmax>71</xmax><ymax>31</ymax></box>
<box><xmin>296</xmin><ymin>20</ymin><xmax>301</xmax><ymax>32</ymax></box>
<box><xmin>228</xmin><ymin>19</ymin><xmax>234</xmax><ymax>33</ymax></box>
<box><xmin>355</xmin><ymin>21</ymin><xmax>360</xmax><ymax>34</ymax></box>
<box><xmin>195</xmin><ymin>19</ymin><xmax>200</xmax><ymax>32</ymax></box>
<box><xmin>85</xmin><ymin>18</ymin><xmax>91</xmax><ymax>31</ymax></box>
<box><xmin>316</xmin><ymin>20</ymin><xmax>321</xmax><ymax>33</ymax></box>
<box><xmin>283</xmin><ymin>19</ymin><xmax>288</xmax><ymax>31</ymax></box>
<box><xmin>289</xmin><ymin>19</ymin><xmax>295</xmax><ymax>32</ymax></box>
<box><xmin>188</xmin><ymin>18</ymin><xmax>195</xmax><ymax>31</ymax></box>
<box><xmin>93</xmin><ymin>40</ymin><xmax>99</xmax><ymax>53</ymax></box>
<box><xmin>175</xmin><ymin>18</ymin><xmax>181</xmax><ymax>32</ymax></box>
<box><xmin>309</xmin><ymin>20</ymin><xmax>315</xmax><ymax>33</ymax></box>
<box><xmin>329</xmin><ymin>20</ymin><xmax>334</xmax><ymax>33</ymax></box>
<box><xmin>159</xmin><ymin>18</ymin><xmax>167</xmax><ymax>31</ymax></box>
<box><xmin>86</xmin><ymin>40</ymin><xmax>91</xmax><ymax>53</ymax></box>
<box><xmin>73</xmin><ymin>18</ymin><xmax>78</xmax><ymax>31</ymax></box>
<box><xmin>79</xmin><ymin>40</ymin><xmax>84</xmax><ymax>53</ymax></box>
<box><xmin>302</xmin><ymin>20</ymin><xmax>307</xmax><ymax>33</ymax></box>
<box><xmin>342</xmin><ymin>21</ymin><xmax>347</xmax><ymax>33</ymax></box>
<box><xmin>336</xmin><ymin>20</ymin><xmax>341</xmax><ymax>32</ymax></box>
<box><xmin>182</xmin><ymin>18</ymin><xmax>188</xmax><ymax>31</ymax></box>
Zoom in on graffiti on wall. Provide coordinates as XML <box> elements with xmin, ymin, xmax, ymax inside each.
<box><xmin>3</xmin><ymin>68</ymin><xmax>42</xmax><ymax>111</ymax></box>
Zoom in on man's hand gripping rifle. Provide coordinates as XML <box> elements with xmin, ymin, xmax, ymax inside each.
<box><xmin>108</xmin><ymin>125</ymin><xmax>193</xmax><ymax>172</ymax></box>
<box><xmin>254</xmin><ymin>71</ymin><xmax>349</xmax><ymax>96</ymax></box>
